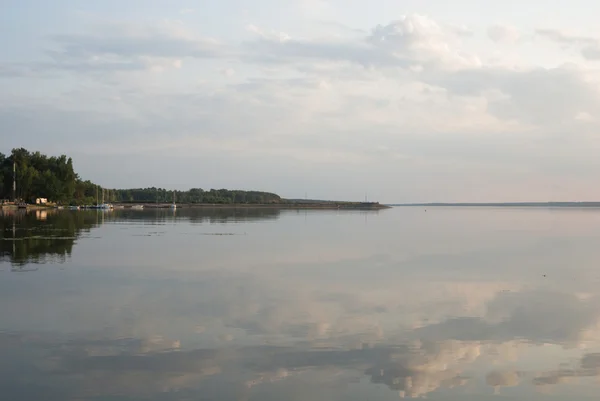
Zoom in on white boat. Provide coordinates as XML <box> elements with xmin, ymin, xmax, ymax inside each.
<box><xmin>170</xmin><ymin>191</ymin><xmax>177</xmax><ymax>210</ymax></box>
<box><xmin>94</xmin><ymin>187</ymin><xmax>113</xmax><ymax>210</ymax></box>
<box><xmin>68</xmin><ymin>206</ymin><xmax>80</xmax><ymax>210</ymax></box>
<box><xmin>131</xmin><ymin>205</ymin><xmax>144</xmax><ymax>210</ymax></box>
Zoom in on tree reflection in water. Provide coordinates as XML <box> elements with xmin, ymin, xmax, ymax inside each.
<box><xmin>0</xmin><ymin>210</ymin><xmax>100</xmax><ymax>267</ymax></box>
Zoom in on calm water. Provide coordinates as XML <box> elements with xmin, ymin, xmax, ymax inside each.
<box><xmin>2</xmin><ymin>207</ymin><xmax>600</xmax><ymax>400</ymax></box>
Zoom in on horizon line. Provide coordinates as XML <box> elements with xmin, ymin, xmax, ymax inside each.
<box><xmin>390</xmin><ymin>201</ymin><xmax>600</xmax><ymax>206</ymax></box>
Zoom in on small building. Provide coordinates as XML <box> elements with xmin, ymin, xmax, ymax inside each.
<box><xmin>36</xmin><ymin>198</ymin><xmax>48</xmax><ymax>205</ymax></box>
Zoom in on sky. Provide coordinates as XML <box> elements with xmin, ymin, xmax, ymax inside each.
<box><xmin>2</xmin><ymin>0</ymin><xmax>600</xmax><ymax>203</ymax></box>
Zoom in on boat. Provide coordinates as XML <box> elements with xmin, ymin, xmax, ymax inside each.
<box><xmin>100</xmin><ymin>188</ymin><xmax>113</xmax><ymax>209</ymax></box>
<box><xmin>170</xmin><ymin>191</ymin><xmax>177</xmax><ymax>210</ymax></box>
<box><xmin>131</xmin><ymin>205</ymin><xmax>144</xmax><ymax>210</ymax></box>
<box><xmin>68</xmin><ymin>205</ymin><xmax>80</xmax><ymax>211</ymax></box>
<box><xmin>90</xmin><ymin>186</ymin><xmax>113</xmax><ymax>210</ymax></box>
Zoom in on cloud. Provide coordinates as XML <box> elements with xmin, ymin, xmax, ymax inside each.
<box><xmin>536</xmin><ymin>28</ymin><xmax>597</xmax><ymax>46</ymax></box>
<box><xmin>42</xmin><ymin>19</ymin><xmax>223</xmax><ymax>73</ymax></box>
<box><xmin>367</xmin><ymin>15</ymin><xmax>480</xmax><ymax>68</ymax></box>
<box><xmin>0</xmin><ymin>331</ymin><xmax>488</xmax><ymax>400</ymax></box>
<box><xmin>536</xmin><ymin>28</ymin><xmax>600</xmax><ymax>60</ymax></box>
<box><xmin>448</xmin><ymin>23</ymin><xmax>474</xmax><ymax>37</ymax></box>
<box><xmin>486</xmin><ymin>370</ymin><xmax>521</xmax><ymax>388</ymax></box>
<box><xmin>240</xmin><ymin>18</ymin><xmax>599</xmax><ymax>135</ymax></box>
<box><xmin>5</xmin><ymin>13</ymin><xmax>600</xmax><ymax>200</ymax></box>
<box><xmin>244</xmin><ymin>14</ymin><xmax>480</xmax><ymax>70</ymax></box>
<box><xmin>488</xmin><ymin>24</ymin><xmax>520</xmax><ymax>43</ymax></box>
<box><xmin>244</xmin><ymin>31</ymin><xmax>408</xmax><ymax>68</ymax></box>
<box><xmin>581</xmin><ymin>45</ymin><xmax>600</xmax><ymax>60</ymax></box>
<box><xmin>426</xmin><ymin>65</ymin><xmax>600</xmax><ymax>128</ymax></box>
<box><xmin>220</xmin><ymin>67</ymin><xmax>235</xmax><ymax>77</ymax></box>
<box><xmin>533</xmin><ymin>352</ymin><xmax>600</xmax><ymax>386</ymax></box>
<box><xmin>414</xmin><ymin>290</ymin><xmax>600</xmax><ymax>345</ymax></box>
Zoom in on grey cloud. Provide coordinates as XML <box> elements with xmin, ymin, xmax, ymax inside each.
<box><xmin>415</xmin><ymin>290</ymin><xmax>600</xmax><ymax>344</ymax></box>
<box><xmin>0</xmin><ymin>21</ymin><xmax>224</xmax><ymax>77</ymax></box>
<box><xmin>536</xmin><ymin>28</ymin><xmax>600</xmax><ymax>60</ymax></box>
<box><xmin>536</xmin><ymin>28</ymin><xmax>597</xmax><ymax>46</ymax></box>
<box><xmin>533</xmin><ymin>352</ymin><xmax>600</xmax><ymax>386</ymax></box>
<box><xmin>0</xmin><ymin>106</ymin><xmax>143</xmax><ymax>148</ymax></box>
<box><xmin>582</xmin><ymin>45</ymin><xmax>600</xmax><ymax>60</ymax></box>
<box><xmin>0</xmin><ymin>63</ymin><xmax>50</xmax><ymax>78</ymax></box>
<box><xmin>0</xmin><ymin>333</ymin><xmax>225</xmax><ymax>400</ymax></box>
<box><xmin>486</xmin><ymin>370</ymin><xmax>521</xmax><ymax>387</ymax></box>
<box><xmin>581</xmin><ymin>353</ymin><xmax>600</xmax><ymax>370</ymax></box>
<box><xmin>245</xmin><ymin>37</ymin><xmax>409</xmax><ymax>68</ymax></box>
<box><xmin>428</xmin><ymin>66</ymin><xmax>600</xmax><ymax>126</ymax></box>
<box><xmin>0</xmin><ymin>331</ymin><xmax>473</xmax><ymax>400</ymax></box>
<box><xmin>49</xmin><ymin>32</ymin><xmax>220</xmax><ymax>61</ymax></box>
<box><xmin>0</xmin><ymin>60</ymin><xmax>148</xmax><ymax>77</ymax></box>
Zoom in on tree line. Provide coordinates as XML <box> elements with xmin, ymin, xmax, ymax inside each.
<box><xmin>108</xmin><ymin>188</ymin><xmax>281</xmax><ymax>204</ymax></box>
<box><xmin>0</xmin><ymin>148</ymin><xmax>282</xmax><ymax>205</ymax></box>
<box><xmin>0</xmin><ymin>148</ymin><xmax>78</xmax><ymax>204</ymax></box>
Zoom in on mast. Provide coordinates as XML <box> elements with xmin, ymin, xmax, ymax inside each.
<box><xmin>96</xmin><ymin>185</ymin><xmax>98</xmax><ymax>206</ymax></box>
<box><xmin>12</xmin><ymin>160</ymin><xmax>16</xmax><ymax>202</ymax></box>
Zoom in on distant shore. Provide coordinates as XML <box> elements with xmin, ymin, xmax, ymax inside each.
<box><xmin>392</xmin><ymin>202</ymin><xmax>600</xmax><ymax>208</ymax></box>
<box><xmin>2</xmin><ymin>202</ymin><xmax>391</xmax><ymax>211</ymax></box>
<box><xmin>118</xmin><ymin>202</ymin><xmax>391</xmax><ymax>210</ymax></box>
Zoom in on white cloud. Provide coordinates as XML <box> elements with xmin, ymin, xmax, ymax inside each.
<box><xmin>4</xmin><ymin>11</ymin><xmax>600</xmax><ymax>200</ymax></box>
<box><xmin>488</xmin><ymin>24</ymin><xmax>520</xmax><ymax>43</ymax></box>
<box><xmin>242</xmin><ymin>14</ymin><xmax>480</xmax><ymax>71</ymax></box>
<box><xmin>246</xmin><ymin>24</ymin><xmax>292</xmax><ymax>42</ymax></box>
<box><xmin>575</xmin><ymin>111</ymin><xmax>594</xmax><ymax>122</ymax></box>
<box><xmin>367</xmin><ymin>15</ymin><xmax>481</xmax><ymax>68</ymax></box>
<box><xmin>448</xmin><ymin>23</ymin><xmax>474</xmax><ymax>37</ymax></box>
<box><xmin>220</xmin><ymin>67</ymin><xmax>235</xmax><ymax>77</ymax></box>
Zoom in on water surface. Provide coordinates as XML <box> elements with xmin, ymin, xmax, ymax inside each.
<box><xmin>2</xmin><ymin>207</ymin><xmax>600</xmax><ymax>400</ymax></box>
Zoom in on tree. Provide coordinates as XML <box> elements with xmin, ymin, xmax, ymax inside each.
<box><xmin>0</xmin><ymin>148</ymin><xmax>283</xmax><ymax>205</ymax></box>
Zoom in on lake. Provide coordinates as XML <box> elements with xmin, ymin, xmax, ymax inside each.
<box><xmin>2</xmin><ymin>207</ymin><xmax>600</xmax><ymax>400</ymax></box>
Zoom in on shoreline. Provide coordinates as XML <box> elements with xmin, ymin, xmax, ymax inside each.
<box><xmin>121</xmin><ymin>202</ymin><xmax>391</xmax><ymax>210</ymax></box>
<box><xmin>2</xmin><ymin>203</ymin><xmax>390</xmax><ymax>211</ymax></box>
<box><xmin>391</xmin><ymin>202</ymin><xmax>600</xmax><ymax>208</ymax></box>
